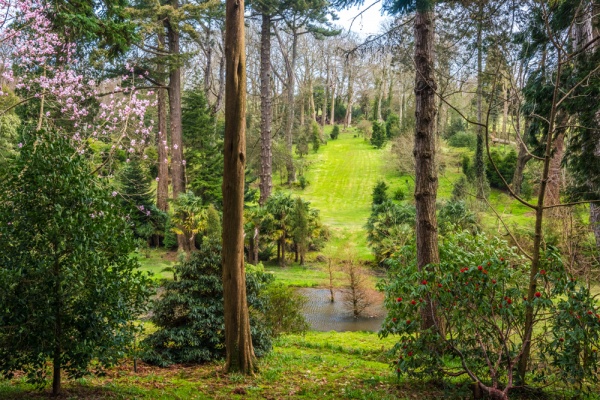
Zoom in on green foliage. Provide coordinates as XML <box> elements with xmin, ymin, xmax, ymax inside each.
<box><xmin>261</xmin><ymin>283</ymin><xmax>309</xmax><ymax>337</ymax></box>
<box><xmin>380</xmin><ymin>232</ymin><xmax>600</xmax><ymax>392</ymax></box>
<box><xmin>0</xmin><ymin>86</ymin><xmax>21</xmax><ymax>169</ymax></box>
<box><xmin>296</xmin><ymin>132</ymin><xmax>309</xmax><ymax>157</ymax></box>
<box><xmin>170</xmin><ymin>191</ymin><xmax>206</xmax><ymax>249</ymax></box>
<box><xmin>438</xmin><ymin>201</ymin><xmax>478</xmax><ymax>234</ymax></box>
<box><xmin>447</xmin><ymin>131</ymin><xmax>476</xmax><ymax>149</ymax></box>
<box><xmin>311</xmin><ymin>122</ymin><xmax>321</xmax><ymax>153</ymax></box>
<box><xmin>385</xmin><ymin>113</ymin><xmax>400</xmax><ymax>138</ymax></box>
<box><xmin>370</xmin><ymin>121</ymin><xmax>386</xmax><ymax>148</ymax></box>
<box><xmin>393</xmin><ymin>188</ymin><xmax>405</xmax><ymax>201</ymax></box>
<box><xmin>118</xmin><ymin>158</ymin><xmax>166</xmax><ymax>242</ymax></box>
<box><xmin>485</xmin><ymin>148</ymin><xmax>517</xmax><ymax>189</ymax></box>
<box><xmin>461</xmin><ymin>154</ymin><xmax>473</xmax><ymax>179</ymax></box>
<box><xmin>142</xmin><ymin>242</ymin><xmax>273</xmax><ymax>366</ymax></box>
<box><xmin>372</xmin><ymin>180</ymin><xmax>389</xmax><ymax>208</ymax></box>
<box><xmin>451</xmin><ymin>175</ymin><xmax>470</xmax><ymax>201</ymax></box>
<box><xmin>356</xmin><ymin>119</ymin><xmax>372</xmax><ymax>139</ymax></box>
<box><xmin>291</xmin><ymin>197</ymin><xmax>310</xmax><ymax>265</ymax></box>
<box><xmin>444</xmin><ymin>112</ymin><xmax>466</xmax><ymax>139</ymax></box>
<box><xmin>366</xmin><ymin>200</ymin><xmax>416</xmax><ymax>263</ymax></box>
<box><xmin>0</xmin><ymin>131</ymin><xmax>151</xmax><ymax>386</ymax></box>
<box><xmin>298</xmin><ymin>175</ymin><xmax>308</xmax><ymax>190</ymax></box>
<box><xmin>330</xmin><ymin>124</ymin><xmax>340</xmax><ymax>140</ymax></box>
<box><xmin>182</xmin><ymin>90</ymin><xmax>223</xmax><ymax>207</ymax></box>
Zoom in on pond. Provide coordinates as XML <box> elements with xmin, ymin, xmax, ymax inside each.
<box><xmin>297</xmin><ymin>288</ymin><xmax>386</xmax><ymax>332</ymax></box>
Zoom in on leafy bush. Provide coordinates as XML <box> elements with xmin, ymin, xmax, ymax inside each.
<box><xmin>298</xmin><ymin>175</ymin><xmax>308</xmax><ymax>190</ymax></box>
<box><xmin>438</xmin><ymin>201</ymin><xmax>478</xmax><ymax>234</ymax></box>
<box><xmin>0</xmin><ymin>131</ymin><xmax>152</xmax><ymax>388</ymax></box>
<box><xmin>372</xmin><ymin>181</ymin><xmax>389</xmax><ymax>208</ymax></box>
<box><xmin>393</xmin><ymin>188</ymin><xmax>405</xmax><ymax>201</ymax></box>
<box><xmin>451</xmin><ymin>175</ymin><xmax>470</xmax><ymax>201</ymax></box>
<box><xmin>330</xmin><ymin>125</ymin><xmax>340</xmax><ymax>140</ymax></box>
<box><xmin>366</xmin><ymin>200</ymin><xmax>416</xmax><ymax>263</ymax></box>
<box><xmin>380</xmin><ymin>233</ymin><xmax>600</xmax><ymax>396</ymax></box>
<box><xmin>447</xmin><ymin>131</ymin><xmax>477</xmax><ymax>149</ymax></box>
<box><xmin>386</xmin><ymin>113</ymin><xmax>401</xmax><ymax>138</ymax></box>
<box><xmin>356</xmin><ymin>120</ymin><xmax>372</xmax><ymax>139</ymax></box>
<box><xmin>371</xmin><ymin>121</ymin><xmax>387</xmax><ymax>148</ymax></box>
<box><xmin>261</xmin><ymin>283</ymin><xmax>309</xmax><ymax>336</ymax></box>
<box><xmin>311</xmin><ymin>122</ymin><xmax>321</xmax><ymax>153</ymax></box>
<box><xmin>485</xmin><ymin>148</ymin><xmax>517</xmax><ymax>189</ymax></box>
<box><xmin>142</xmin><ymin>242</ymin><xmax>273</xmax><ymax>366</ymax></box>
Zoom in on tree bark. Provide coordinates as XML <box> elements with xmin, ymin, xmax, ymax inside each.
<box><xmin>285</xmin><ymin>32</ymin><xmax>299</xmax><ymax>183</ymax></box>
<box><xmin>157</xmin><ymin>31</ymin><xmax>169</xmax><ymax>212</ymax></box>
<box><xmin>413</xmin><ymin>1</ymin><xmax>439</xmax><ymax>330</ymax></box>
<box><xmin>475</xmin><ymin>1</ymin><xmax>486</xmax><ymax>199</ymax></box>
<box><xmin>166</xmin><ymin>3</ymin><xmax>187</xmax><ymax>251</ymax></box>
<box><xmin>344</xmin><ymin>57</ymin><xmax>354</xmax><ymax>128</ymax></box>
<box><xmin>512</xmin><ymin>134</ymin><xmax>531</xmax><ymax>196</ymax></box>
<box><xmin>222</xmin><ymin>0</ymin><xmax>255</xmax><ymax>374</ymax></box>
<box><xmin>322</xmin><ymin>62</ymin><xmax>329</xmax><ymax>128</ymax></box>
<box><xmin>259</xmin><ymin>13</ymin><xmax>273</xmax><ymax>206</ymax></box>
<box><xmin>330</xmin><ymin>75</ymin><xmax>336</xmax><ymax>125</ymax></box>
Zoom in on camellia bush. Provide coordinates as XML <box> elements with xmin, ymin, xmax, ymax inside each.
<box><xmin>379</xmin><ymin>231</ymin><xmax>600</xmax><ymax>399</ymax></box>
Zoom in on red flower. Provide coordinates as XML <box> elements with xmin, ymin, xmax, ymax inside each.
<box><xmin>421</xmin><ymin>280</ymin><xmax>427</xmax><ymax>285</ymax></box>
<box><xmin>397</xmin><ymin>297</ymin><xmax>402</xmax><ymax>302</ymax></box>
<box><xmin>393</xmin><ymin>318</ymin><xmax>397</xmax><ymax>322</ymax></box>
<box><xmin>492</xmin><ymin>279</ymin><xmax>497</xmax><ymax>284</ymax></box>
<box><xmin>559</xmin><ymin>338</ymin><xmax>564</xmax><ymax>342</ymax></box>
<box><xmin>411</xmin><ymin>300</ymin><xmax>417</xmax><ymax>305</ymax></box>
<box><xmin>437</xmin><ymin>283</ymin><xmax>443</xmax><ymax>288</ymax></box>
<box><xmin>482</xmin><ymin>269</ymin><xmax>488</xmax><ymax>274</ymax></box>
<box><xmin>535</xmin><ymin>292</ymin><xmax>541</xmax><ymax>298</ymax></box>
<box><xmin>407</xmin><ymin>351</ymin><xmax>413</xmax><ymax>357</ymax></box>
<box><xmin>406</xmin><ymin>319</ymin><xmax>411</xmax><ymax>324</ymax></box>
<box><xmin>500</xmin><ymin>257</ymin><xmax>504</xmax><ymax>261</ymax></box>
<box><xmin>477</xmin><ymin>265</ymin><xmax>483</xmax><ymax>271</ymax></box>
<box><xmin>540</xmin><ymin>270</ymin><xmax>546</xmax><ymax>275</ymax></box>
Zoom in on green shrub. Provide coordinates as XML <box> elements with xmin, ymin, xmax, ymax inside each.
<box><xmin>261</xmin><ymin>283</ymin><xmax>309</xmax><ymax>336</ymax></box>
<box><xmin>438</xmin><ymin>200</ymin><xmax>478</xmax><ymax>234</ymax></box>
<box><xmin>447</xmin><ymin>131</ymin><xmax>477</xmax><ymax>149</ymax></box>
<box><xmin>366</xmin><ymin>200</ymin><xmax>416</xmax><ymax>263</ymax></box>
<box><xmin>485</xmin><ymin>148</ymin><xmax>517</xmax><ymax>189</ymax></box>
<box><xmin>393</xmin><ymin>188</ymin><xmax>406</xmax><ymax>201</ymax></box>
<box><xmin>379</xmin><ymin>233</ymin><xmax>600</xmax><ymax>395</ymax></box>
<box><xmin>142</xmin><ymin>242</ymin><xmax>273</xmax><ymax>366</ymax></box>
<box><xmin>371</xmin><ymin>121</ymin><xmax>386</xmax><ymax>148</ymax></box>
<box><xmin>372</xmin><ymin>181</ymin><xmax>389</xmax><ymax>208</ymax></box>
<box><xmin>298</xmin><ymin>175</ymin><xmax>308</xmax><ymax>190</ymax></box>
<box><xmin>451</xmin><ymin>175</ymin><xmax>470</xmax><ymax>201</ymax></box>
<box><xmin>386</xmin><ymin>113</ymin><xmax>401</xmax><ymax>138</ymax></box>
<box><xmin>330</xmin><ymin>125</ymin><xmax>340</xmax><ymax>140</ymax></box>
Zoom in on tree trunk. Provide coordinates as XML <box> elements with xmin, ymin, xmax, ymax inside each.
<box><xmin>166</xmin><ymin>5</ymin><xmax>187</xmax><ymax>251</ymax></box>
<box><xmin>330</xmin><ymin>78</ymin><xmax>336</xmax><ymax>125</ymax></box>
<box><xmin>322</xmin><ymin>63</ymin><xmax>329</xmax><ymax>128</ymax></box>
<box><xmin>52</xmin><ymin>259</ymin><xmax>61</xmax><ymax>396</ymax></box>
<box><xmin>345</xmin><ymin>58</ymin><xmax>354</xmax><ymax>128</ymax></box>
<box><xmin>285</xmin><ymin>32</ymin><xmax>299</xmax><ymax>184</ymax></box>
<box><xmin>259</xmin><ymin>13</ymin><xmax>273</xmax><ymax>206</ymax></box>
<box><xmin>475</xmin><ymin>2</ymin><xmax>485</xmax><ymax>199</ymax></box>
<box><xmin>279</xmin><ymin>234</ymin><xmax>286</xmax><ymax>267</ymax></box>
<box><xmin>157</xmin><ymin>31</ymin><xmax>169</xmax><ymax>212</ymax></box>
<box><xmin>502</xmin><ymin>85</ymin><xmax>509</xmax><ymax>140</ymax></box>
<box><xmin>546</xmin><ymin>129</ymin><xmax>565</xmax><ymax>208</ymax></box>
<box><xmin>222</xmin><ymin>0</ymin><xmax>255</xmax><ymax>374</ymax></box>
<box><xmin>413</xmin><ymin>1</ymin><xmax>439</xmax><ymax>330</ymax></box>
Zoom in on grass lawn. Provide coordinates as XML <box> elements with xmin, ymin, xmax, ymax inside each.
<box><xmin>135</xmin><ymin>248</ymin><xmax>177</xmax><ymax>281</ymax></box>
<box><xmin>0</xmin><ymin>332</ymin><xmax>450</xmax><ymax>400</ymax></box>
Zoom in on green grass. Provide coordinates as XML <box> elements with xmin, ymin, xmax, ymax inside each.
<box><xmin>135</xmin><ymin>248</ymin><xmax>177</xmax><ymax>281</ymax></box>
<box><xmin>0</xmin><ymin>332</ymin><xmax>448</xmax><ymax>399</ymax></box>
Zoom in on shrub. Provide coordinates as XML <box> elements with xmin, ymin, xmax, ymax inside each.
<box><xmin>393</xmin><ymin>188</ymin><xmax>406</xmax><ymax>201</ymax></box>
<box><xmin>385</xmin><ymin>113</ymin><xmax>401</xmax><ymax>138</ymax></box>
<box><xmin>366</xmin><ymin>200</ymin><xmax>416</xmax><ymax>263</ymax></box>
<box><xmin>380</xmin><ymin>233</ymin><xmax>600</xmax><ymax>397</ymax></box>
<box><xmin>486</xmin><ymin>148</ymin><xmax>517</xmax><ymax>189</ymax></box>
<box><xmin>451</xmin><ymin>175</ymin><xmax>470</xmax><ymax>201</ymax></box>
<box><xmin>438</xmin><ymin>200</ymin><xmax>478</xmax><ymax>234</ymax></box>
<box><xmin>142</xmin><ymin>242</ymin><xmax>273</xmax><ymax>366</ymax></box>
<box><xmin>0</xmin><ymin>132</ymin><xmax>151</xmax><ymax>389</ymax></box>
<box><xmin>372</xmin><ymin>181</ymin><xmax>389</xmax><ymax>207</ymax></box>
<box><xmin>371</xmin><ymin>121</ymin><xmax>387</xmax><ymax>148</ymax></box>
<box><xmin>356</xmin><ymin>120</ymin><xmax>373</xmax><ymax>139</ymax></box>
<box><xmin>261</xmin><ymin>283</ymin><xmax>309</xmax><ymax>336</ymax></box>
<box><xmin>298</xmin><ymin>175</ymin><xmax>308</xmax><ymax>190</ymax></box>
<box><xmin>447</xmin><ymin>131</ymin><xmax>477</xmax><ymax>149</ymax></box>
<box><xmin>330</xmin><ymin>124</ymin><xmax>340</xmax><ymax>140</ymax></box>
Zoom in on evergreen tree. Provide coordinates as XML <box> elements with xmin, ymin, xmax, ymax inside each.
<box><xmin>372</xmin><ymin>180</ymin><xmax>389</xmax><ymax>208</ymax></box>
<box><xmin>182</xmin><ymin>90</ymin><xmax>224</xmax><ymax>207</ymax></box>
<box><xmin>142</xmin><ymin>239</ymin><xmax>273</xmax><ymax>366</ymax></box>
<box><xmin>291</xmin><ymin>197</ymin><xmax>309</xmax><ymax>265</ymax></box>
<box><xmin>0</xmin><ymin>132</ymin><xmax>151</xmax><ymax>395</ymax></box>
<box><xmin>370</xmin><ymin>121</ymin><xmax>386</xmax><ymax>148</ymax></box>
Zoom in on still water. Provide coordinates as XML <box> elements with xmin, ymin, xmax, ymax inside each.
<box><xmin>297</xmin><ymin>288</ymin><xmax>386</xmax><ymax>332</ymax></box>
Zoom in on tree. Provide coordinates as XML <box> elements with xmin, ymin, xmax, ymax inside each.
<box><xmin>291</xmin><ymin>197</ymin><xmax>309</xmax><ymax>265</ymax></box>
<box><xmin>0</xmin><ymin>132</ymin><xmax>151</xmax><ymax>396</ymax></box>
<box><xmin>142</xmin><ymin>239</ymin><xmax>273</xmax><ymax>366</ymax></box>
<box><xmin>222</xmin><ymin>0</ymin><xmax>255</xmax><ymax>374</ymax></box>
<box><xmin>265</xmin><ymin>192</ymin><xmax>295</xmax><ymax>266</ymax></box>
<box><xmin>371</xmin><ymin>120</ymin><xmax>387</xmax><ymax>148</ymax></box>
<box><xmin>372</xmin><ymin>180</ymin><xmax>389</xmax><ymax>208</ymax></box>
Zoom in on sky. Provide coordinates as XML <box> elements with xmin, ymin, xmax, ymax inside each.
<box><xmin>335</xmin><ymin>2</ymin><xmax>389</xmax><ymax>37</ymax></box>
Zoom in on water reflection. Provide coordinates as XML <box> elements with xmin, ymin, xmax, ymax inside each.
<box><xmin>297</xmin><ymin>288</ymin><xmax>386</xmax><ymax>332</ymax></box>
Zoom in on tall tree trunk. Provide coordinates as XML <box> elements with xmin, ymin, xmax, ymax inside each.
<box><xmin>157</xmin><ymin>31</ymin><xmax>169</xmax><ymax>212</ymax></box>
<box><xmin>512</xmin><ymin>134</ymin><xmax>531</xmax><ymax>196</ymax></box>
<box><xmin>330</xmin><ymin>78</ymin><xmax>336</xmax><ymax>125</ymax></box>
<box><xmin>502</xmin><ymin>85</ymin><xmax>509</xmax><ymax>140</ymax></box>
<box><xmin>285</xmin><ymin>33</ymin><xmax>299</xmax><ymax>184</ymax></box>
<box><xmin>322</xmin><ymin>63</ymin><xmax>329</xmax><ymax>128</ymax></box>
<box><xmin>546</xmin><ymin>118</ymin><xmax>566</xmax><ymax>208</ymax></box>
<box><xmin>204</xmin><ymin>26</ymin><xmax>212</xmax><ymax>98</ymax></box>
<box><xmin>413</xmin><ymin>0</ymin><xmax>439</xmax><ymax>330</ymax></box>
<box><xmin>345</xmin><ymin>58</ymin><xmax>354</xmax><ymax>128</ymax></box>
<box><xmin>167</xmin><ymin>6</ymin><xmax>187</xmax><ymax>251</ymax></box>
<box><xmin>259</xmin><ymin>13</ymin><xmax>273</xmax><ymax>206</ymax></box>
<box><xmin>475</xmin><ymin>2</ymin><xmax>486</xmax><ymax>199</ymax></box>
<box><xmin>52</xmin><ymin>259</ymin><xmax>61</xmax><ymax>396</ymax></box>
<box><xmin>222</xmin><ymin>0</ymin><xmax>255</xmax><ymax>374</ymax></box>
